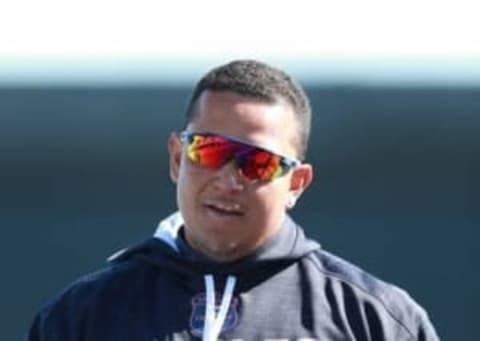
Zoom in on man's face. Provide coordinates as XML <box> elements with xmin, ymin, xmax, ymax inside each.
<box><xmin>168</xmin><ymin>90</ymin><xmax>312</xmax><ymax>262</ymax></box>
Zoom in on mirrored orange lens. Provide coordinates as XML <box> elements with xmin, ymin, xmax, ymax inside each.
<box><xmin>239</xmin><ymin>150</ymin><xmax>282</xmax><ymax>181</ymax></box>
<box><xmin>187</xmin><ymin>134</ymin><xmax>239</xmax><ymax>169</ymax></box>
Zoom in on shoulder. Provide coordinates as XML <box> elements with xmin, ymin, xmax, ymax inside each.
<box><xmin>37</xmin><ymin>238</ymin><xmax>172</xmax><ymax>315</ymax></box>
<box><xmin>45</xmin><ymin>257</ymin><xmax>152</xmax><ymax>309</ymax></box>
<box><xmin>28</xmin><ymin>259</ymin><xmax>146</xmax><ymax>338</ymax></box>
<box><xmin>303</xmin><ymin>249</ymin><xmax>438</xmax><ymax>340</ymax></box>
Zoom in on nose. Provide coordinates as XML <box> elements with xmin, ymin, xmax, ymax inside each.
<box><xmin>212</xmin><ymin>160</ymin><xmax>245</xmax><ymax>192</ymax></box>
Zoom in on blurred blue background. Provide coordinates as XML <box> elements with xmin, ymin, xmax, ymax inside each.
<box><xmin>1</xmin><ymin>1</ymin><xmax>479</xmax><ymax>339</ymax></box>
<box><xmin>2</xmin><ymin>79</ymin><xmax>478</xmax><ymax>340</ymax></box>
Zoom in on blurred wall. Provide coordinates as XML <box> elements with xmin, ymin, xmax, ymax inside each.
<box><xmin>1</xmin><ymin>85</ymin><xmax>478</xmax><ymax>340</ymax></box>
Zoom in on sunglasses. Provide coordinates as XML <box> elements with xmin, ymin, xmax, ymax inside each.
<box><xmin>179</xmin><ymin>131</ymin><xmax>300</xmax><ymax>182</ymax></box>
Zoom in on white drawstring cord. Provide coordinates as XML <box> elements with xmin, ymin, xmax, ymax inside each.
<box><xmin>204</xmin><ymin>275</ymin><xmax>216</xmax><ymax>341</ymax></box>
<box><xmin>202</xmin><ymin>275</ymin><xmax>237</xmax><ymax>341</ymax></box>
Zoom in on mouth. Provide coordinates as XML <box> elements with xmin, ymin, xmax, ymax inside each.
<box><xmin>203</xmin><ymin>200</ymin><xmax>244</xmax><ymax>217</ymax></box>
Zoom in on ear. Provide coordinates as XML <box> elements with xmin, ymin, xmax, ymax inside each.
<box><xmin>168</xmin><ymin>132</ymin><xmax>182</xmax><ymax>183</ymax></box>
<box><xmin>287</xmin><ymin>163</ymin><xmax>313</xmax><ymax>208</ymax></box>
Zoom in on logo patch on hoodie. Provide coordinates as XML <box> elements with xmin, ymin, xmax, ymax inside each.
<box><xmin>190</xmin><ymin>292</ymin><xmax>239</xmax><ymax>337</ymax></box>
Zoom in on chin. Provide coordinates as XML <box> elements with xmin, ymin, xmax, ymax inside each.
<box><xmin>207</xmin><ymin>237</ymin><xmax>238</xmax><ymax>252</ymax></box>
<box><xmin>202</xmin><ymin>239</ymin><xmax>242</xmax><ymax>261</ymax></box>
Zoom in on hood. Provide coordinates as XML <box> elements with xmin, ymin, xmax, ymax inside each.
<box><xmin>109</xmin><ymin>211</ymin><xmax>320</xmax><ymax>275</ymax></box>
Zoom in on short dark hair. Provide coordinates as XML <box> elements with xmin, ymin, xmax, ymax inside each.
<box><xmin>184</xmin><ymin>60</ymin><xmax>311</xmax><ymax>160</ymax></box>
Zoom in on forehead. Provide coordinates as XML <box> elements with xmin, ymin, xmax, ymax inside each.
<box><xmin>188</xmin><ymin>91</ymin><xmax>299</xmax><ymax>157</ymax></box>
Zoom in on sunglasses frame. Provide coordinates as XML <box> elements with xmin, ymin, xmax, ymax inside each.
<box><xmin>179</xmin><ymin>131</ymin><xmax>301</xmax><ymax>181</ymax></box>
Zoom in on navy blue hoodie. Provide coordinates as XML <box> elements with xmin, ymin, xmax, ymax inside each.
<box><xmin>28</xmin><ymin>212</ymin><xmax>439</xmax><ymax>340</ymax></box>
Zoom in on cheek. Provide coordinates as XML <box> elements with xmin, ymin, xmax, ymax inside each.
<box><xmin>176</xmin><ymin>168</ymin><xmax>196</xmax><ymax>208</ymax></box>
<box><xmin>176</xmin><ymin>164</ymin><xmax>209</xmax><ymax>205</ymax></box>
<box><xmin>251</xmin><ymin>182</ymin><xmax>290</xmax><ymax>213</ymax></box>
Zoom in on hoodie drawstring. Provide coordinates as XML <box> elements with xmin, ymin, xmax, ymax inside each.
<box><xmin>203</xmin><ymin>274</ymin><xmax>237</xmax><ymax>341</ymax></box>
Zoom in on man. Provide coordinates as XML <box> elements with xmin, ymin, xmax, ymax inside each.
<box><xmin>28</xmin><ymin>60</ymin><xmax>439</xmax><ymax>340</ymax></box>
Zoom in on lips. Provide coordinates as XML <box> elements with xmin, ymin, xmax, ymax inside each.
<box><xmin>203</xmin><ymin>199</ymin><xmax>244</xmax><ymax>216</ymax></box>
